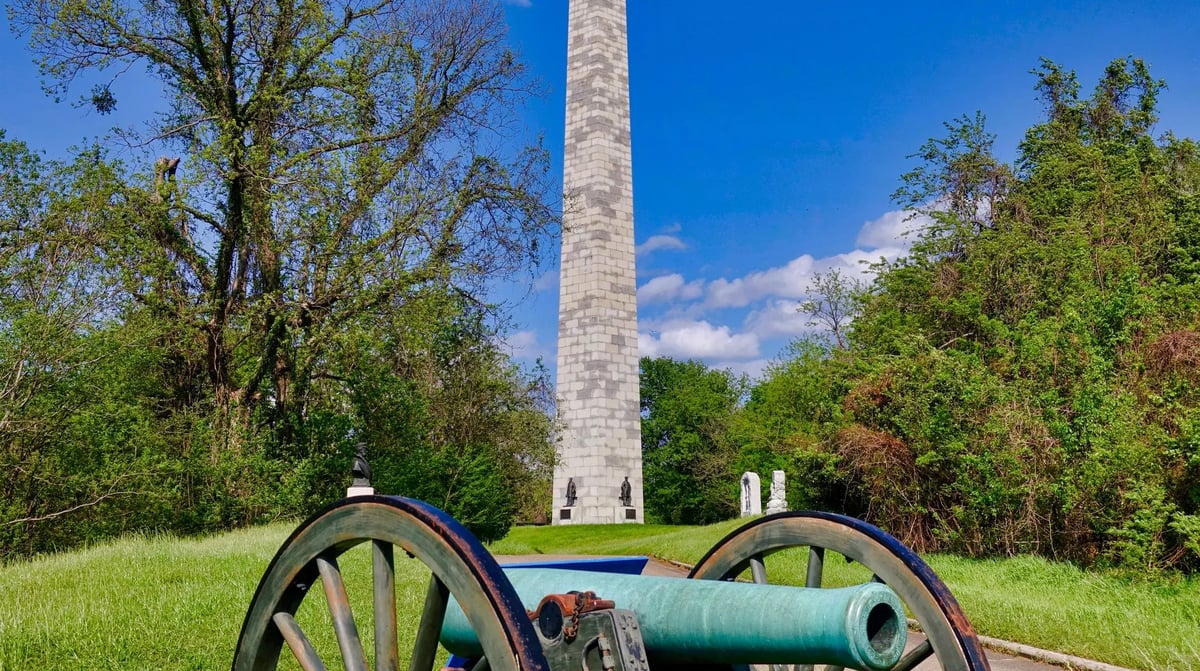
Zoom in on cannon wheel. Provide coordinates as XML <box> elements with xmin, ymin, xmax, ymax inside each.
<box><xmin>689</xmin><ymin>511</ymin><xmax>991</xmax><ymax>671</ymax></box>
<box><xmin>231</xmin><ymin>495</ymin><xmax>549</xmax><ymax>671</ymax></box>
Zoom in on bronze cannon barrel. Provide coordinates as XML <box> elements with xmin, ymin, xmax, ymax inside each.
<box><xmin>440</xmin><ymin>568</ymin><xmax>907</xmax><ymax>670</ymax></box>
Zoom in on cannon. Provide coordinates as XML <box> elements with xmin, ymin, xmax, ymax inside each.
<box><xmin>231</xmin><ymin>496</ymin><xmax>991</xmax><ymax>671</ymax></box>
<box><xmin>441</xmin><ymin>569</ymin><xmax>908</xmax><ymax>670</ymax></box>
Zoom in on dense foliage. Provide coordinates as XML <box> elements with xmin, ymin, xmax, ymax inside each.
<box><xmin>0</xmin><ymin>0</ymin><xmax>557</xmax><ymax>557</ymax></box>
<box><xmin>641</xmin><ymin>59</ymin><xmax>1200</xmax><ymax>571</ymax></box>
<box><xmin>639</xmin><ymin>357</ymin><xmax>745</xmax><ymax>524</ymax></box>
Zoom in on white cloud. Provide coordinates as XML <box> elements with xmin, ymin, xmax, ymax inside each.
<box><xmin>697</xmin><ymin>209</ymin><xmax>924</xmax><ymax>309</ymax></box>
<box><xmin>637</xmin><ymin>273</ymin><xmax>704</xmax><ymax>304</ymax></box>
<box><xmin>638</xmin><ymin>320</ymin><xmax>759</xmax><ymax>359</ymax></box>
<box><xmin>521</xmin><ymin>207</ymin><xmax>932</xmax><ymax>374</ymax></box>
<box><xmin>629</xmin><ymin>208</ymin><xmax>926</xmax><ymax>357</ymax></box>
<box><xmin>744</xmin><ymin>299</ymin><xmax>816</xmax><ymax>340</ymax></box>
<box><xmin>636</xmin><ymin>234</ymin><xmax>686</xmax><ymax>256</ymax></box>
<box><xmin>700</xmin><ymin>209</ymin><xmax>924</xmax><ymax>309</ymax></box>
<box><xmin>856</xmin><ymin>208</ymin><xmax>930</xmax><ymax>250</ymax></box>
<box><xmin>703</xmin><ymin>245</ymin><xmax>900</xmax><ymax>309</ymax></box>
<box><xmin>533</xmin><ymin>269</ymin><xmax>559</xmax><ymax>293</ymax></box>
<box><xmin>705</xmin><ymin>254</ymin><xmax>813</xmax><ymax>308</ymax></box>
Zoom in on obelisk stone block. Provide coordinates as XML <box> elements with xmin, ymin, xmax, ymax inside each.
<box><xmin>553</xmin><ymin>0</ymin><xmax>643</xmax><ymax>524</ymax></box>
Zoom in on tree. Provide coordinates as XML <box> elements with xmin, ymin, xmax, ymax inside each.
<box><xmin>640</xmin><ymin>357</ymin><xmax>745</xmax><ymax>524</ymax></box>
<box><xmin>0</xmin><ymin>138</ymin><xmax>187</xmax><ymax>555</ymax></box>
<box><xmin>342</xmin><ymin>298</ymin><xmax>558</xmax><ymax>540</ymax></box>
<box><xmin>9</xmin><ymin>0</ymin><xmax>558</xmax><ymax>452</ymax></box>
<box><xmin>892</xmin><ymin>111</ymin><xmax>1012</xmax><ymax>258</ymax></box>
<box><xmin>1</xmin><ymin>0</ymin><xmax>559</xmax><ymax>552</ymax></box>
<box><xmin>801</xmin><ymin>269</ymin><xmax>865</xmax><ymax>349</ymax></box>
<box><xmin>749</xmin><ymin>58</ymin><xmax>1200</xmax><ymax>570</ymax></box>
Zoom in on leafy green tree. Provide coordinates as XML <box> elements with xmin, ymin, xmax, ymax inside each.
<box><xmin>640</xmin><ymin>357</ymin><xmax>745</xmax><ymax>524</ymax></box>
<box><xmin>802</xmin><ymin>270</ymin><xmax>866</xmax><ymax>349</ymax></box>
<box><xmin>344</xmin><ymin>297</ymin><xmax>557</xmax><ymax>541</ymax></box>
<box><xmin>893</xmin><ymin>111</ymin><xmax>1013</xmax><ymax>257</ymax></box>
<box><xmin>0</xmin><ymin>137</ymin><xmax>165</xmax><ymax>554</ymax></box>
<box><xmin>758</xmin><ymin>57</ymin><xmax>1200</xmax><ymax>570</ymax></box>
<box><xmin>9</xmin><ymin>0</ymin><xmax>558</xmax><ymax>450</ymax></box>
<box><xmin>1</xmin><ymin>0</ymin><xmax>560</xmax><ymax>554</ymax></box>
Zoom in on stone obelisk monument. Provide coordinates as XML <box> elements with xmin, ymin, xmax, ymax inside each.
<box><xmin>554</xmin><ymin>0</ymin><xmax>642</xmax><ymax>524</ymax></box>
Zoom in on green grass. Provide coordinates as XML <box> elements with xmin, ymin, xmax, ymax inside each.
<box><xmin>1</xmin><ymin>519</ymin><xmax>1198</xmax><ymax>670</ymax></box>
<box><xmin>0</xmin><ymin>521</ymin><xmax>459</xmax><ymax>671</ymax></box>
<box><xmin>0</xmin><ymin>524</ymin><xmax>295</xmax><ymax>670</ymax></box>
<box><xmin>490</xmin><ymin>518</ymin><xmax>747</xmax><ymax>560</ymax></box>
<box><xmin>929</xmin><ymin>553</ymin><xmax>1200</xmax><ymax>671</ymax></box>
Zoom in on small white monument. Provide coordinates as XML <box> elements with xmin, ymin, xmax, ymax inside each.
<box><xmin>764</xmin><ymin>470</ymin><xmax>788</xmax><ymax>515</ymax></box>
<box><xmin>740</xmin><ymin>472</ymin><xmax>762</xmax><ymax>516</ymax></box>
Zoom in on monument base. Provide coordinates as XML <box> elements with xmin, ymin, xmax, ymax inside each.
<box><xmin>347</xmin><ymin>486</ymin><xmax>375</xmax><ymax>497</ymax></box>
<box><xmin>558</xmin><ymin>507</ymin><xmax>576</xmax><ymax>524</ymax></box>
<box><xmin>615</xmin><ymin>506</ymin><xmax>638</xmax><ymax>523</ymax></box>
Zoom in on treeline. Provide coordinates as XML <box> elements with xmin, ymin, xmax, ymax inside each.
<box><xmin>0</xmin><ymin>0</ymin><xmax>558</xmax><ymax>558</ymax></box>
<box><xmin>642</xmin><ymin>58</ymin><xmax>1200</xmax><ymax>572</ymax></box>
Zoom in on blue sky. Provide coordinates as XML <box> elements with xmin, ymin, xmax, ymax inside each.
<box><xmin>3</xmin><ymin>1</ymin><xmax>1200</xmax><ymax>381</ymax></box>
<box><xmin>495</xmin><ymin>0</ymin><xmax>1200</xmax><ymax>380</ymax></box>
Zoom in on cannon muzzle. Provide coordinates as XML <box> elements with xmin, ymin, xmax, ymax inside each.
<box><xmin>441</xmin><ymin>568</ymin><xmax>907</xmax><ymax>670</ymax></box>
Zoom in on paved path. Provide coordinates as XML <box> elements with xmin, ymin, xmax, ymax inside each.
<box><xmin>493</xmin><ymin>554</ymin><xmax>1086</xmax><ymax>671</ymax></box>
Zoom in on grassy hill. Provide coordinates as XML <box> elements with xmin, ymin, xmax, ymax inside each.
<box><xmin>0</xmin><ymin>518</ymin><xmax>1197</xmax><ymax>670</ymax></box>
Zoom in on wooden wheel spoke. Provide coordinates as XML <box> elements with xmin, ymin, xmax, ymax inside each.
<box><xmin>891</xmin><ymin>639</ymin><xmax>934</xmax><ymax>671</ymax></box>
<box><xmin>316</xmin><ymin>556</ymin><xmax>369</xmax><ymax>671</ymax></box>
<box><xmin>805</xmin><ymin>546</ymin><xmax>825</xmax><ymax>588</ymax></box>
<box><xmin>272</xmin><ymin>612</ymin><xmax>328</xmax><ymax>671</ymax></box>
<box><xmin>374</xmin><ymin>541</ymin><xmax>399</xmax><ymax>671</ymax></box>
<box><xmin>749</xmin><ymin>553</ymin><xmax>768</xmax><ymax>584</ymax></box>
<box><xmin>409</xmin><ymin>574</ymin><xmax>450</xmax><ymax>671</ymax></box>
<box><xmin>234</xmin><ymin>498</ymin><xmax>550</xmax><ymax>671</ymax></box>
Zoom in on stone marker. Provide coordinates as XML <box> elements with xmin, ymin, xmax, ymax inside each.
<box><xmin>740</xmin><ymin>472</ymin><xmax>762</xmax><ymax>516</ymax></box>
<box><xmin>765</xmin><ymin>470</ymin><xmax>788</xmax><ymax>515</ymax></box>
